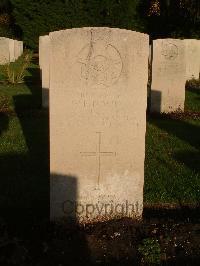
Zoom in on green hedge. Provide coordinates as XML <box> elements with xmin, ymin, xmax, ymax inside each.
<box><xmin>8</xmin><ymin>0</ymin><xmax>200</xmax><ymax>50</ymax></box>
<box><xmin>10</xmin><ymin>0</ymin><xmax>144</xmax><ymax>49</ymax></box>
<box><xmin>0</xmin><ymin>25</ymin><xmax>15</xmax><ymax>38</ymax></box>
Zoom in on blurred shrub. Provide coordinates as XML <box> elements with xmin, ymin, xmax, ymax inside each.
<box><xmin>0</xmin><ymin>12</ymin><xmax>14</xmax><ymax>38</ymax></box>
<box><xmin>1</xmin><ymin>51</ymin><xmax>33</xmax><ymax>84</ymax></box>
<box><xmin>0</xmin><ymin>13</ymin><xmax>10</xmax><ymax>25</ymax></box>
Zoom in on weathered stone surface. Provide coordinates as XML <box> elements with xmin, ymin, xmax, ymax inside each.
<box><xmin>50</xmin><ymin>27</ymin><xmax>149</xmax><ymax>223</ymax></box>
<box><xmin>18</xmin><ymin>41</ymin><xmax>23</xmax><ymax>59</ymax></box>
<box><xmin>0</xmin><ymin>38</ymin><xmax>22</xmax><ymax>64</ymax></box>
<box><xmin>39</xmin><ymin>35</ymin><xmax>50</xmax><ymax>108</ymax></box>
<box><xmin>0</xmin><ymin>37</ymin><xmax>12</xmax><ymax>64</ymax></box>
<box><xmin>184</xmin><ymin>39</ymin><xmax>200</xmax><ymax>80</ymax></box>
<box><xmin>19</xmin><ymin>41</ymin><xmax>23</xmax><ymax>56</ymax></box>
<box><xmin>0</xmin><ymin>37</ymin><xmax>9</xmax><ymax>64</ymax></box>
<box><xmin>14</xmin><ymin>40</ymin><xmax>23</xmax><ymax>60</ymax></box>
<box><xmin>9</xmin><ymin>39</ymin><xmax>15</xmax><ymax>62</ymax></box>
<box><xmin>151</xmin><ymin>39</ymin><xmax>186</xmax><ymax>113</ymax></box>
<box><xmin>14</xmin><ymin>40</ymin><xmax>20</xmax><ymax>60</ymax></box>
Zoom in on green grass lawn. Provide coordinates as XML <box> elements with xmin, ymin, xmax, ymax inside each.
<box><xmin>145</xmin><ymin>118</ymin><xmax>200</xmax><ymax>204</ymax></box>
<box><xmin>145</xmin><ymin>88</ymin><xmax>200</xmax><ymax>204</ymax></box>
<box><xmin>185</xmin><ymin>89</ymin><xmax>200</xmax><ymax>112</ymax></box>
<box><xmin>0</xmin><ymin>58</ymin><xmax>200</xmax><ymax>225</ymax></box>
<box><xmin>0</xmin><ymin>56</ymin><xmax>41</xmax><ymax>111</ymax></box>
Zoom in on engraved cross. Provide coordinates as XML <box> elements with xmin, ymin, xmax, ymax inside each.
<box><xmin>80</xmin><ymin>132</ymin><xmax>116</xmax><ymax>186</ymax></box>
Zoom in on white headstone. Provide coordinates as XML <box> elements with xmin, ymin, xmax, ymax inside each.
<box><xmin>18</xmin><ymin>41</ymin><xmax>23</xmax><ymax>57</ymax></box>
<box><xmin>151</xmin><ymin>39</ymin><xmax>186</xmax><ymax>113</ymax></box>
<box><xmin>49</xmin><ymin>27</ymin><xmax>149</xmax><ymax>223</ymax></box>
<box><xmin>9</xmin><ymin>39</ymin><xmax>15</xmax><ymax>62</ymax></box>
<box><xmin>184</xmin><ymin>39</ymin><xmax>200</xmax><ymax>80</ymax></box>
<box><xmin>19</xmin><ymin>41</ymin><xmax>23</xmax><ymax>56</ymax></box>
<box><xmin>0</xmin><ymin>37</ymin><xmax>11</xmax><ymax>64</ymax></box>
<box><xmin>0</xmin><ymin>38</ymin><xmax>21</xmax><ymax>64</ymax></box>
<box><xmin>39</xmin><ymin>35</ymin><xmax>50</xmax><ymax>108</ymax></box>
<box><xmin>14</xmin><ymin>40</ymin><xmax>23</xmax><ymax>60</ymax></box>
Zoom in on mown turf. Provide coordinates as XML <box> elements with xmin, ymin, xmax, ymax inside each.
<box><xmin>185</xmin><ymin>89</ymin><xmax>200</xmax><ymax>112</ymax></box>
<box><xmin>0</xmin><ymin>59</ymin><xmax>200</xmax><ymax>225</ymax></box>
<box><xmin>0</xmin><ymin>57</ymin><xmax>41</xmax><ymax>111</ymax></box>
<box><xmin>145</xmin><ymin>117</ymin><xmax>200</xmax><ymax>204</ymax></box>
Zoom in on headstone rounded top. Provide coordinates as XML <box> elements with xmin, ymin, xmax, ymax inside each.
<box><xmin>49</xmin><ymin>27</ymin><xmax>149</xmax><ymax>90</ymax></box>
<box><xmin>49</xmin><ymin>27</ymin><xmax>149</xmax><ymax>38</ymax></box>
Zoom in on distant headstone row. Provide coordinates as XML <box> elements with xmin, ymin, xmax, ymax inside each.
<box><xmin>0</xmin><ymin>37</ymin><xmax>23</xmax><ymax>64</ymax></box>
<box><xmin>151</xmin><ymin>38</ymin><xmax>200</xmax><ymax>113</ymax></box>
<box><xmin>38</xmin><ymin>27</ymin><xmax>200</xmax><ymax>223</ymax></box>
<box><xmin>185</xmin><ymin>39</ymin><xmax>200</xmax><ymax>81</ymax></box>
<box><xmin>151</xmin><ymin>39</ymin><xmax>186</xmax><ymax>113</ymax></box>
<box><xmin>40</xmin><ymin>35</ymin><xmax>200</xmax><ymax>114</ymax></box>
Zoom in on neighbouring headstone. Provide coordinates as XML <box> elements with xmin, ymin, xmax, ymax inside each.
<box><xmin>184</xmin><ymin>39</ymin><xmax>200</xmax><ymax>80</ymax></box>
<box><xmin>9</xmin><ymin>39</ymin><xmax>15</xmax><ymax>62</ymax></box>
<box><xmin>39</xmin><ymin>35</ymin><xmax>50</xmax><ymax>108</ymax></box>
<box><xmin>19</xmin><ymin>41</ymin><xmax>23</xmax><ymax>56</ymax></box>
<box><xmin>151</xmin><ymin>39</ymin><xmax>186</xmax><ymax>113</ymax></box>
<box><xmin>14</xmin><ymin>40</ymin><xmax>19</xmax><ymax>60</ymax></box>
<box><xmin>50</xmin><ymin>27</ymin><xmax>149</xmax><ymax>222</ymax></box>
<box><xmin>0</xmin><ymin>38</ymin><xmax>22</xmax><ymax>64</ymax></box>
<box><xmin>14</xmin><ymin>40</ymin><xmax>23</xmax><ymax>60</ymax></box>
<box><xmin>0</xmin><ymin>37</ymin><xmax>14</xmax><ymax>64</ymax></box>
<box><xmin>0</xmin><ymin>37</ymin><xmax>10</xmax><ymax>64</ymax></box>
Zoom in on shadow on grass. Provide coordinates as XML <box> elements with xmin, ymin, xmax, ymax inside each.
<box><xmin>188</xmin><ymin>89</ymin><xmax>200</xmax><ymax>105</ymax></box>
<box><xmin>0</xmin><ymin>110</ymin><xmax>49</xmax><ymax>233</ymax></box>
<box><xmin>0</xmin><ymin>112</ymin><xmax>9</xmax><ymax>136</ymax></box>
<box><xmin>174</xmin><ymin>150</ymin><xmax>200</xmax><ymax>173</ymax></box>
<box><xmin>145</xmin><ymin>117</ymin><xmax>200</xmax><ymax>205</ymax></box>
<box><xmin>187</xmin><ymin>88</ymin><xmax>200</xmax><ymax>96</ymax></box>
<box><xmin>0</xmin><ymin>63</ymin><xmax>48</xmax><ymax>232</ymax></box>
<box><xmin>144</xmin><ymin>205</ymin><xmax>200</xmax><ymax>222</ymax></box>
<box><xmin>11</xmin><ymin>65</ymin><xmax>42</xmax><ymax>111</ymax></box>
<box><xmin>0</xmin><ymin>152</ymin><xmax>49</xmax><ymax>229</ymax></box>
<box><xmin>149</xmin><ymin>116</ymin><xmax>200</xmax><ymax>176</ymax></box>
<box><xmin>185</xmin><ymin>86</ymin><xmax>200</xmax><ymax>112</ymax></box>
<box><xmin>185</xmin><ymin>77</ymin><xmax>200</xmax><ymax>96</ymax></box>
<box><xmin>150</xmin><ymin>117</ymin><xmax>200</xmax><ymax>151</ymax></box>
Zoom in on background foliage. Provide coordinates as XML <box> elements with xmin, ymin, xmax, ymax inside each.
<box><xmin>0</xmin><ymin>0</ymin><xmax>15</xmax><ymax>38</ymax></box>
<box><xmin>139</xmin><ymin>0</ymin><xmax>200</xmax><ymax>39</ymax></box>
<box><xmin>10</xmin><ymin>0</ymin><xmax>144</xmax><ymax>49</ymax></box>
<box><xmin>0</xmin><ymin>0</ymin><xmax>199</xmax><ymax>49</ymax></box>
